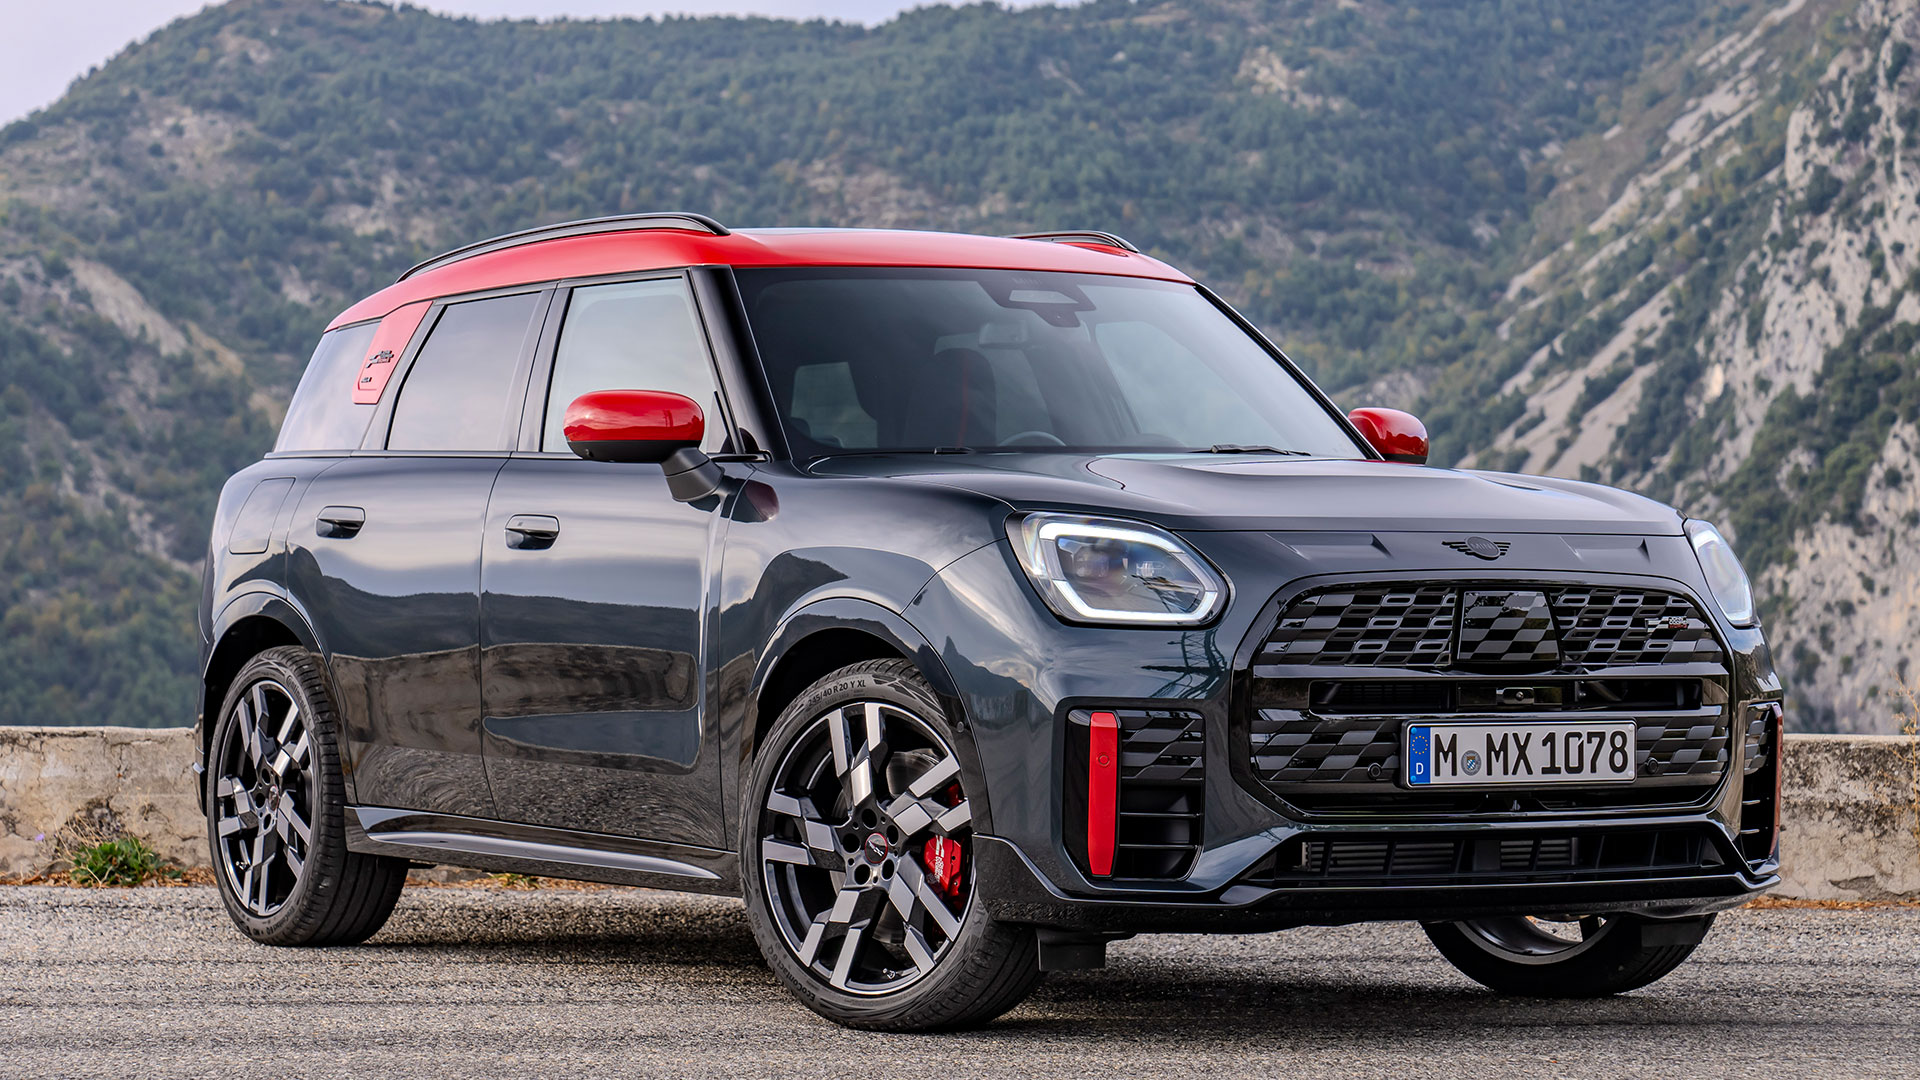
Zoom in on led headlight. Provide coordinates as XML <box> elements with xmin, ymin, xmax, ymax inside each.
<box><xmin>1013</xmin><ymin>513</ymin><xmax>1226</xmax><ymax>626</ymax></box>
<box><xmin>1685</xmin><ymin>519</ymin><xmax>1756</xmax><ymax>627</ymax></box>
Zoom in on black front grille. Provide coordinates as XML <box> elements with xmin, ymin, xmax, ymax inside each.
<box><xmin>1258</xmin><ymin>585</ymin><xmax>1724</xmax><ymax>671</ymax></box>
<box><xmin>1065</xmin><ymin>708</ymin><xmax>1205</xmax><ymax>881</ymax></box>
<box><xmin>1260</xmin><ymin>586</ymin><xmax>1455</xmax><ymax>668</ymax></box>
<box><xmin>1245</xmin><ymin>581</ymin><xmax>1732</xmax><ymax>819</ymax></box>
<box><xmin>1242</xmin><ymin>827</ymin><xmax>1728</xmax><ymax>888</ymax></box>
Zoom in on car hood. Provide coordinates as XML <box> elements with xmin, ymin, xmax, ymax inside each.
<box><xmin>807</xmin><ymin>454</ymin><xmax>1682</xmax><ymax>535</ymax></box>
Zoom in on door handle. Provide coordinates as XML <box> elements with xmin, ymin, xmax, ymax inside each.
<box><xmin>315</xmin><ymin>506</ymin><xmax>365</xmax><ymax>539</ymax></box>
<box><xmin>504</xmin><ymin>514</ymin><xmax>560</xmax><ymax>549</ymax></box>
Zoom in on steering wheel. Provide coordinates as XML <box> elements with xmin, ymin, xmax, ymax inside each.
<box><xmin>999</xmin><ymin>430</ymin><xmax>1067</xmax><ymax>447</ymax></box>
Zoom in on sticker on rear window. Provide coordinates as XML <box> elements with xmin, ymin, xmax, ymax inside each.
<box><xmin>353</xmin><ymin>301</ymin><xmax>432</xmax><ymax>404</ymax></box>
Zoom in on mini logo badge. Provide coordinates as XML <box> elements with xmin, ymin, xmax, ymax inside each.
<box><xmin>1445</xmin><ymin>536</ymin><xmax>1511</xmax><ymax>560</ymax></box>
<box><xmin>863</xmin><ymin>833</ymin><xmax>890</xmax><ymax>864</ymax></box>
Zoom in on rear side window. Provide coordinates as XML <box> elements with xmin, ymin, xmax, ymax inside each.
<box><xmin>387</xmin><ymin>292</ymin><xmax>543</xmax><ymax>452</ymax></box>
<box><xmin>276</xmin><ymin>323</ymin><xmax>379</xmax><ymax>452</ymax></box>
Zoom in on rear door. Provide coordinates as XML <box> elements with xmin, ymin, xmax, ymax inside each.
<box><xmin>479</xmin><ymin>273</ymin><xmax>734</xmax><ymax>846</ymax></box>
<box><xmin>287</xmin><ymin>288</ymin><xmax>549</xmax><ymax>817</ymax></box>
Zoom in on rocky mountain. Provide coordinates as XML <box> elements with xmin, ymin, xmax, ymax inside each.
<box><xmin>1442</xmin><ymin>0</ymin><xmax>1920</xmax><ymax>732</ymax></box>
<box><xmin>0</xmin><ymin>0</ymin><xmax>1908</xmax><ymax>731</ymax></box>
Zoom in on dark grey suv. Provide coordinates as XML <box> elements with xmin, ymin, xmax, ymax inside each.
<box><xmin>196</xmin><ymin>215</ymin><xmax>1783</xmax><ymax>1030</ymax></box>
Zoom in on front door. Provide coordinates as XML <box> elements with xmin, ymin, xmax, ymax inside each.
<box><xmin>479</xmin><ymin>275</ymin><xmax>733</xmax><ymax>846</ymax></box>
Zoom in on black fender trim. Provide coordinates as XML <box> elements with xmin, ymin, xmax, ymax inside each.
<box><xmin>195</xmin><ymin>591</ymin><xmax>325</xmax><ymax>807</ymax></box>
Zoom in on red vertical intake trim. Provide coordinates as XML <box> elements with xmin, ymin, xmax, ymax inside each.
<box><xmin>1087</xmin><ymin>711</ymin><xmax>1120</xmax><ymax>878</ymax></box>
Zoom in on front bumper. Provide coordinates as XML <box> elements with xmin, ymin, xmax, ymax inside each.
<box><xmin>917</xmin><ymin>533</ymin><xmax>1784</xmax><ymax>932</ymax></box>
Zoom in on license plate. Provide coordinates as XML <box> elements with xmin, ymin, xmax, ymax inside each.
<box><xmin>1405</xmin><ymin>721</ymin><xmax>1636</xmax><ymax>786</ymax></box>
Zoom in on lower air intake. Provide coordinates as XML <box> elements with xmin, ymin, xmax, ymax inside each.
<box><xmin>1066</xmin><ymin>708</ymin><xmax>1205</xmax><ymax>881</ymax></box>
<box><xmin>1242</xmin><ymin>826</ymin><xmax>1729</xmax><ymax>888</ymax></box>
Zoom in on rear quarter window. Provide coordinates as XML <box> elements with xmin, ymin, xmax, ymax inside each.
<box><xmin>275</xmin><ymin>322</ymin><xmax>379</xmax><ymax>452</ymax></box>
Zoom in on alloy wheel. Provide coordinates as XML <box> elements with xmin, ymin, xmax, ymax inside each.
<box><xmin>758</xmin><ymin>700</ymin><xmax>974</xmax><ymax>995</ymax></box>
<box><xmin>212</xmin><ymin>678</ymin><xmax>316</xmax><ymax>917</ymax></box>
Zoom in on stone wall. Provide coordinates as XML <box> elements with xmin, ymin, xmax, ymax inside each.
<box><xmin>3</xmin><ymin>727</ymin><xmax>1917</xmax><ymax>900</ymax></box>
<box><xmin>0</xmin><ymin>727</ymin><xmax>204</xmax><ymax>876</ymax></box>
<box><xmin>1778</xmin><ymin>734</ymin><xmax>1920</xmax><ymax>900</ymax></box>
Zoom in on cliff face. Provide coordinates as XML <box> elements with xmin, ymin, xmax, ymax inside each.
<box><xmin>1458</xmin><ymin>0</ymin><xmax>1920</xmax><ymax>732</ymax></box>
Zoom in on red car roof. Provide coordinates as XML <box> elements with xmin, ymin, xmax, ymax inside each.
<box><xmin>327</xmin><ymin>227</ymin><xmax>1193</xmax><ymax>330</ymax></box>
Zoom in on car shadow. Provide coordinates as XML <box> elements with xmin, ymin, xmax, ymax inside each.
<box><xmin>364</xmin><ymin>895</ymin><xmax>1722</xmax><ymax>1039</ymax></box>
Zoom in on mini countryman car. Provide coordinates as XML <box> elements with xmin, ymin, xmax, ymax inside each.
<box><xmin>197</xmin><ymin>214</ymin><xmax>1783</xmax><ymax>1030</ymax></box>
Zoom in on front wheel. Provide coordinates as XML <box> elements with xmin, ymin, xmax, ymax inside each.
<box><xmin>740</xmin><ymin>660</ymin><xmax>1041</xmax><ymax>1030</ymax></box>
<box><xmin>1423</xmin><ymin>913</ymin><xmax>1713</xmax><ymax>996</ymax></box>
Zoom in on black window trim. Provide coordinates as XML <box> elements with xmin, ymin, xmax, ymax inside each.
<box><xmin>511</xmin><ymin>267</ymin><xmax>746</xmax><ymax>458</ymax></box>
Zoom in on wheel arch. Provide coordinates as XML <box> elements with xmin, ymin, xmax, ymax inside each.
<box><xmin>746</xmin><ymin>598</ymin><xmax>965</xmax><ymax>766</ymax></box>
<box><xmin>199</xmin><ymin>593</ymin><xmax>322</xmax><ymax>804</ymax></box>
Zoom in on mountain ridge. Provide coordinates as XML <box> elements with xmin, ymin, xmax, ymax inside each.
<box><xmin>1</xmin><ymin>0</ymin><xmax>1910</xmax><ymax>732</ymax></box>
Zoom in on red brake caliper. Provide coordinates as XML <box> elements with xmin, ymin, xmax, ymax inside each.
<box><xmin>922</xmin><ymin>782</ymin><xmax>965</xmax><ymax>900</ymax></box>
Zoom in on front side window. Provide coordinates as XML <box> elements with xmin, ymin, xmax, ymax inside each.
<box><xmin>387</xmin><ymin>292</ymin><xmax>543</xmax><ymax>452</ymax></box>
<box><xmin>276</xmin><ymin>322</ymin><xmax>379</xmax><ymax>452</ymax></box>
<box><xmin>540</xmin><ymin>278</ymin><xmax>723</xmax><ymax>452</ymax></box>
<box><xmin>735</xmin><ymin>268</ymin><xmax>1362</xmax><ymax>460</ymax></box>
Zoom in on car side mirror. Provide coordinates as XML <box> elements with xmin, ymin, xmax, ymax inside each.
<box><xmin>564</xmin><ymin>389</ymin><xmax>704</xmax><ymax>463</ymax></box>
<box><xmin>1347</xmin><ymin>407</ymin><xmax>1429</xmax><ymax>465</ymax></box>
<box><xmin>564</xmin><ymin>389</ymin><xmax>724</xmax><ymax>502</ymax></box>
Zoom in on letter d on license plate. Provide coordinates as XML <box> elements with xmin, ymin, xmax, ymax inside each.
<box><xmin>1405</xmin><ymin>721</ymin><xmax>1637</xmax><ymax>786</ymax></box>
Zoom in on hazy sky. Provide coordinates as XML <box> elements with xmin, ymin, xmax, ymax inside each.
<box><xmin>1</xmin><ymin>1</ymin><xmax>1043</xmax><ymax>126</ymax></box>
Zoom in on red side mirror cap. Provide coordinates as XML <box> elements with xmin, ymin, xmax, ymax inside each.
<box><xmin>564</xmin><ymin>390</ymin><xmax>705</xmax><ymax>464</ymax></box>
<box><xmin>1348</xmin><ymin>407</ymin><xmax>1429</xmax><ymax>465</ymax></box>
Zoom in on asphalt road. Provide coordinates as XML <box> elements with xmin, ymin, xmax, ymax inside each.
<box><xmin>2</xmin><ymin>884</ymin><xmax>1914</xmax><ymax>1079</ymax></box>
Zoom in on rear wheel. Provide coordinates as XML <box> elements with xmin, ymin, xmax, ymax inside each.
<box><xmin>206</xmin><ymin>647</ymin><xmax>408</xmax><ymax>945</ymax></box>
<box><xmin>1423</xmin><ymin>913</ymin><xmax>1712</xmax><ymax>996</ymax></box>
<box><xmin>740</xmin><ymin>659</ymin><xmax>1041</xmax><ymax>1030</ymax></box>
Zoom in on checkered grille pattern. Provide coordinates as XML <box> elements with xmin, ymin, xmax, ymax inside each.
<box><xmin>1121</xmin><ymin>711</ymin><xmax>1204</xmax><ymax>783</ymax></box>
<box><xmin>1458</xmin><ymin>590</ymin><xmax>1560</xmax><ymax>666</ymax></box>
<box><xmin>1551</xmin><ymin>588</ymin><xmax>1723</xmax><ymax>667</ymax></box>
<box><xmin>1258</xmin><ymin>584</ymin><xmax>1724</xmax><ymax>671</ymax></box>
<box><xmin>1257</xmin><ymin>586</ymin><xmax>1456</xmax><ymax>668</ymax></box>
<box><xmin>1249</xmin><ymin>711</ymin><xmax>1730</xmax><ymax>789</ymax></box>
<box><xmin>1742</xmin><ymin>708</ymin><xmax>1772</xmax><ymax>774</ymax></box>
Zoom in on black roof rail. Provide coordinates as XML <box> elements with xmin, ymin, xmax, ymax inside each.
<box><xmin>1007</xmin><ymin>230</ymin><xmax>1140</xmax><ymax>254</ymax></box>
<box><xmin>398</xmin><ymin>212</ymin><xmax>731</xmax><ymax>282</ymax></box>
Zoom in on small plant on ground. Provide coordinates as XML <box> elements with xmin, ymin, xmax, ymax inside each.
<box><xmin>67</xmin><ymin>836</ymin><xmax>177</xmax><ymax>887</ymax></box>
<box><xmin>489</xmin><ymin>872</ymin><xmax>543</xmax><ymax>889</ymax></box>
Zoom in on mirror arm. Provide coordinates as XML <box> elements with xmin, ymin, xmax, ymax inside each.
<box><xmin>663</xmin><ymin>448</ymin><xmax>726</xmax><ymax>503</ymax></box>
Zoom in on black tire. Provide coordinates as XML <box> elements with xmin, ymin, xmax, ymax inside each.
<box><xmin>740</xmin><ymin>659</ymin><xmax>1041</xmax><ymax>1031</ymax></box>
<box><xmin>205</xmin><ymin>646</ymin><xmax>408</xmax><ymax>946</ymax></box>
<box><xmin>1423</xmin><ymin>913</ymin><xmax>1713</xmax><ymax>996</ymax></box>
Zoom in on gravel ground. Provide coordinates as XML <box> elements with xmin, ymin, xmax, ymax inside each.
<box><xmin>1</xmin><ymin>884</ymin><xmax>1915</xmax><ymax>1079</ymax></box>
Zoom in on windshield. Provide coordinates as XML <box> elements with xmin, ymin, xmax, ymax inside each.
<box><xmin>735</xmin><ymin>268</ymin><xmax>1364</xmax><ymax>461</ymax></box>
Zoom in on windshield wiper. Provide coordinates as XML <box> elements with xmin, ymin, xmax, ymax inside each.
<box><xmin>1197</xmin><ymin>444</ymin><xmax>1313</xmax><ymax>456</ymax></box>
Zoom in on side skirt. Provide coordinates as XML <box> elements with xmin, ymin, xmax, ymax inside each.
<box><xmin>346</xmin><ymin>806</ymin><xmax>741</xmax><ymax>895</ymax></box>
